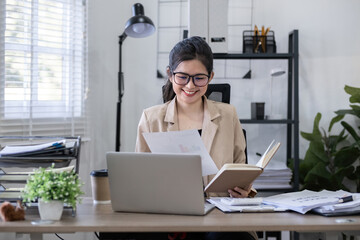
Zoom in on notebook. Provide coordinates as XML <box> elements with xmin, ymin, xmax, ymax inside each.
<box><xmin>106</xmin><ymin>152</ymin><xmax>215</xmax><ymax>215</ymax></box>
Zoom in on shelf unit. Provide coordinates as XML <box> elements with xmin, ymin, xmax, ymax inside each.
<box><xmin>0</xmin><ymin>136</ymin><xmax>81</xmax><ymax>204</ymax></box>
<box><xmin>213</xmin><ymin>30</ymin><xmax>299</xmax><ymax>192</ymax></box>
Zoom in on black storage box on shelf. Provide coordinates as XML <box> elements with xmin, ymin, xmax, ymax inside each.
<box><xmin>243</xmin><ymin>30</ymin><xmax>276</xmax><ymax>53</ymax></box>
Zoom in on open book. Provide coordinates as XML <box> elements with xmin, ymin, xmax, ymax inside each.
<box><xmin>204</xmin><ymin>140</ymin><xmax>281</xmax><ymax>193</ymax></box>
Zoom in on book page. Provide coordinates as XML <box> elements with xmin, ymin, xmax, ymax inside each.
<box><xmin>222</xmin><ymin>164</ymin><xmax>259</xmax><ymax>169</ymax></box>
<box><xmin>256</xmin><ymin>140</ymin><xmax>281</xmax><ymax>168</ymax></box>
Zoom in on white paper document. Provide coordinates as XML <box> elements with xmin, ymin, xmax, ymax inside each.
<box><xmin>263</xmin><ymin>189</ymin><xmax>353</xmax><ymax>214</ymax></box>
<box><xmin>143</xmin><ymin>130</ymin><xmax>218</xmax><ymax>176</ymax></box>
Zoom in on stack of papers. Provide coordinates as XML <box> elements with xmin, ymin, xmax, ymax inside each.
<box><xmin>252</xmin><ymin>160</ymin><xmax>293</xmax><ymax>189</ymax></box>
<box><xmin>312</xmin><ymin>194</ymin><xmax>360</xmax><ymax>216</ymax></box>
<box><xmin>0</xmin><ymin>140</ymin><xmax>67</xmax><ymax>157</ymax></box>
<box><xmin>207</xmin><ymin>197</ymin><xmax>287</xmax><ymax>213</ymax></box>
<box><xmin>0</xmin><ymin>139</ymin><xmax>79</xmax><ymax>167</ymax></box>
<box><xmin>263</xmin><ymin>189</ymin><xmax>360</xmax><ymax>215</ymax></box>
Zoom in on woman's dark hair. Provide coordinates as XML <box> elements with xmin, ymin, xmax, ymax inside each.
<box><xmin>163</xmin><ymin>36</ymin><xmax>213</xmax><ymax>102</ymax></box>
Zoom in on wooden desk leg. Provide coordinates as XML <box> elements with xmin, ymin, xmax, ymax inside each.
<box><xmin>265</xmin><ymin>231</ymin><xmax>281</xmax><ymax>240</ymax></box>
<box><xmin>29</xmin><ymin>233</ymin><xmax>43</xmax><ymax>240</ymax></box>
<box><xmin>16</xmin><ymin>233</ymin><xmax>43</xmax><ymax>240</ymax></box>
<box><xmin>325</xmin><ymin>232</ymin><xmax>338</xmax><ymax>240</ymax></box>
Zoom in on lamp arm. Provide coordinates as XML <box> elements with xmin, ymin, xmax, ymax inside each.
<box><xmin>116</xmin><ymin>32</ymin><xmax>127</xmax><ymax>151</ymax></box>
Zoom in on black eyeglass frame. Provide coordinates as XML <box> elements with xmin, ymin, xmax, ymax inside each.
<box><xmin>172</xmin><ymin>72</ymin><xmax>211</xmax><ymax>87</ymax></box>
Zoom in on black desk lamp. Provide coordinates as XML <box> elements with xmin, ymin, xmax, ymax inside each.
<box><xmin>116</xmin><ymin>3</ymin><xmax>155</xmax><ymax>151</ymax></box>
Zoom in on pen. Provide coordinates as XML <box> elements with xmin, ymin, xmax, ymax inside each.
<box><xmin>338</xmin><ymin>195</ymin><xmax>353</xmax><ymax>203</ymax></box>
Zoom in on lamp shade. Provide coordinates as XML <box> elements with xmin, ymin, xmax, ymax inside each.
<box><xmin>270</xmin><ymin>67</ymin><xmax>286</xmax><ymax>77</ymax></box>
<box><xmin>124</xmin><ymin>3</ymin><xmax>155</xmax><ymax>38</ymax></box>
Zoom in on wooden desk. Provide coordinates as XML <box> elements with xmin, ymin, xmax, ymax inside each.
<box><xmin>1</xmin><ymin>198</ymin><xmax>359</xmax><ymax>237</ymax></box>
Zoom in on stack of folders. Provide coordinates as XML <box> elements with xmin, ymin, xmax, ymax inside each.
<box><xmin>0</xmin><ymin>139</ymin><xmax>70</xmax><ymax>157</ymax></box>
<box><xmin>263</xmin><ymin>189</ymin><xmax>360</xmax><ymax>216</ymax></box>
<box><xmin>252</xmin><ymin>162</ymin><xmax>293</xmax><ymax>190</ymax></box>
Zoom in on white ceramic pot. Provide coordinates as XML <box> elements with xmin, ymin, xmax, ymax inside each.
<box><xmin>38</xmin><ymin>199</ymin><xmax>64</xmax><ymax>221</ymax></box>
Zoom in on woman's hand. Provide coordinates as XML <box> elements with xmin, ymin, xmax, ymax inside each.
<box><xmin>228</xmin><ymin>184</ymin><xmax>252</xmax><ymax>198</ymax></box>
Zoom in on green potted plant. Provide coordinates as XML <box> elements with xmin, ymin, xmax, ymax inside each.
<box><xmin>22</xmin><ymin>165</ymin><xmax>84</xmax><ymax>221</ymax></box>
<box><xmin>288</xmin><ymin>85</ymin><xmax>360</xmax><ymax>192</ymax></box>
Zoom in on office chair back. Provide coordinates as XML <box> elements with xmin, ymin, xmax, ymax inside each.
<box><xmin>205</xmin><ymin>83</ymin><xmax>231</xmax><ymax>104</ymax></box>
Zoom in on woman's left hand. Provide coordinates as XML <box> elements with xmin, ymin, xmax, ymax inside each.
<box><xmin>228</xmin><ymin>185</ymin><xmax>252</xmax><ymax>198</ymax></box>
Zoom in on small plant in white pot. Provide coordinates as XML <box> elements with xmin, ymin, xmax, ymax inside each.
<box><xmin>22</xmin><ymin>165</ymin><xmax>84</xmax><ymax>221</ymax></box>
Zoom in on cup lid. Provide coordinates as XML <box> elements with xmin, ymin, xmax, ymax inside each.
<box><xmin>90</xmin><ymin>169</ymin><xmax>108</xmax><ymax>177</ymax></box>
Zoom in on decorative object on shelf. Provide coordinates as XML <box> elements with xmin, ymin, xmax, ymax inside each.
<box><xmin>251</xmin><ymin>102</ymin><xmax>265</xmax><ymax>120</ymax></box>
<box><xmin>288</xmin><ymin>85</ymin><xmax>360</xmax><ymax>192</ymax></box>
<box><xmin>0</xmin><ymin>200</ymin><xmax>25</xmax><ymax>221</ymax></box>
<box><xmin>116</xmin><ymin>3</ymin><xmax>156</xmax><ymax>151</ymax></box>
<box><xmin>269</xmin><ymin>67</ymin><xmax>286</xmax><ymax>119</ymax></box>
<box><xmin>22</xmin><ymin>164</ymin><xmax>84</xmax><ymax>220</ymax></box>
<box><xmin>243</xmin><ymin>25</ymin><xmax>276</xmax><ymax>53</ymax></box>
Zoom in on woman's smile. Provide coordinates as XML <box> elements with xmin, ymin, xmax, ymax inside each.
<box><xmin>182</xmin><ymin>89</ymin><xmax>199</xmax><ymax>96</ymax></box>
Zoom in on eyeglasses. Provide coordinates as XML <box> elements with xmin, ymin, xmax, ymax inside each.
<box><xmin>172</xmin><ymin>72</ymin><xmax>210</xmax><ymax>87</ymax></box>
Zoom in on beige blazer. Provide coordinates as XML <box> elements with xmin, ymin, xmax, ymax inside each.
<box><xmin>135</xmin><ymin>96</ymin><xmax>256</xmax><ymax>197</ymax></box>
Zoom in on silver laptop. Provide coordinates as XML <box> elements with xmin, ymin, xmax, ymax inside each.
<box><xmin>106</xmin><ymin>152</ymin><xmax>215</xmax><ymax>215</ymax></box>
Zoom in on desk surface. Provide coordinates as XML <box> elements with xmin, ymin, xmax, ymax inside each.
<box><xmin>1</xmin><ymin>198</ymin><xmax>359</xmax><ymax>233</ymax></box>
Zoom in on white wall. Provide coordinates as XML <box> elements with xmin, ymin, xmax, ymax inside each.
<box><xmin>87</xmin><ymin>0</ymin><xmax>159</xmax><ymax>185</ymax></box>
<box><xmin>251</xmin><ymin>0</ymin><xmax>360</xmax><ymax>155</ymax></box>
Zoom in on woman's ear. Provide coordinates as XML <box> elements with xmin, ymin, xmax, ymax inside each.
<box><xmin>208</xmin><ymin>71</ymin><xmax>214</xmax><ymax>83</ymax></box>
<box><xmin>166</xmin><ymin>66</ymin><xmax>172</xmax><ymax>82</ymax></box>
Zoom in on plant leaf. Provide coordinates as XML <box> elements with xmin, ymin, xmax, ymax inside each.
<box><xmin>334</xmin><ymin>109</ymin><xmax>354</xmax><ymax>116</ymax></box>
<box><xmin>348</xmin><ymin>165</ymin><xmax>360</xmax><ymax>180</ymax></box>
<box><xmin>341</xmin><ymin>121</ymin><xmax>360</xmax><ymax>142</ymax></box>
<box><xmin>300</xmin><ymin>131</ymin><xmax>317</xmax><ymax>141</ymax></box>
<box><xmin>344</xmin><ymin>85</ymin><xmax>360</xmax><ymax>103</ymax></box>
<box><xmin>303</xmin><ymin>162</ymin><xmax>331</xmax><ymax>191</ymax></box>
<box><xmin>329</xmin><ymin>114</ymin><xmax>344</xmax><ymax>132</ymax></box>
<box><xmin>334</xmin><ymin>165</ymin><xmax>355</xmax><ymax>182</ymax></box>
<box><xmin>334</xmin><ymin>146</ymin><xmax>360</xmax><ymax>167</ymax></box>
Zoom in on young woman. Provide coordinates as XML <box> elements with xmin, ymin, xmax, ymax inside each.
<box><xmin>135</xmin><ymin>36</ymin><xmax>257</xmax><ymax>240</ymax></box>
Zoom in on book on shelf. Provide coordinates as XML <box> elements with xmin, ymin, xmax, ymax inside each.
<box><xmin>204</xmin><ymin>140</ymin><xmax>281</xmax><ymax>193</ymax></box>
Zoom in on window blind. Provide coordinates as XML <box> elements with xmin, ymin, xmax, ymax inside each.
<box><xmin>0</xmin><ymin>0</ymin><xmax>88</xmax><ymax>137</ymax></box>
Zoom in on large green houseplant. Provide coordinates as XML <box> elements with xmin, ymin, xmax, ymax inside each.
<box><xmin>288</xmin><ymin>85</ymin><xmax>360</xmax><ymax>192</ymax></box>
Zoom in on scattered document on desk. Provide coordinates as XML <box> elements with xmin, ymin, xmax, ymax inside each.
<box><xmin>207</xmin><ymin>197</ymin><xmax>287</xmax><ymax>213</ymax></box>
<box><xmin>220</xmin><ymin>197</ymin><xmax>263</xmax><ymax>206</ymax></box>
<box><xmin>312</xmin><ymin>193</ymin><xmax>360</xmax><ymax>216</ymax></box>
<box><xmin>143</xmin><ymin>130</ymin><xmax>218</xmax><ymax>176</ymax></box>
<box><xmin>263</xmin><ymin>189</ymin><xmax>358</xmax><ymax>214</ymax></box>
<box><xmin>0</xmin><ymin>139</ymin><xmax>66</xmax><ymax>157</ymax></box>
